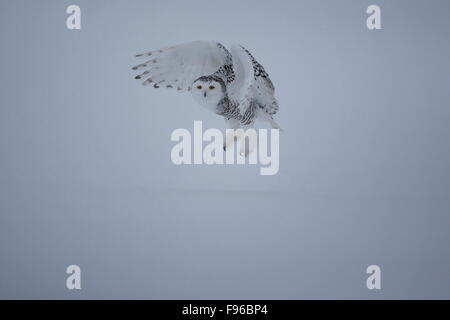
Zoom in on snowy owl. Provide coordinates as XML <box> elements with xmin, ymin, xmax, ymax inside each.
<box><xmin>132</xmin><ymin>41</ymin><xmax>281</xmax><ymax>151</ymax></box>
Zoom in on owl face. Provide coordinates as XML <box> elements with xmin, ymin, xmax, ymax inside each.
<box><xmin>191</xmin><ymin>77</ymin><xmax>225</xmax><ymax>108</ymax></box>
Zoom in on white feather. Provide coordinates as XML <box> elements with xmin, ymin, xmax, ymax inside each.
<box><xmin>132</xmin><ymin>41</ymin><xmax>230</xmax><ymax>91</ymax></box>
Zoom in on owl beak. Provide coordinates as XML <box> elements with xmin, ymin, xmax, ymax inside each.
<box><xmin>203</xmin><ymin>92</ymin><xmax>207</xmax><ymax>98</ymax></box>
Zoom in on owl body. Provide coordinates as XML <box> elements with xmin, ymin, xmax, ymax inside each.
<box><xmin>132</xmin><ymin>41</ymin><xmax>281</xmax><ymax>134</ymax></box>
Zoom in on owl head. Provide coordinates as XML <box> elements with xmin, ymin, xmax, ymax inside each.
<box><xmin>191</xmin><ymin>75</ymin><xmax>226</xmax><ymax>108</ymax></box>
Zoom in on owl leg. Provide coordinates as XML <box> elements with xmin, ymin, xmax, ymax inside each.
<box><xmin>239</xmin><ymin>123</ymin><xmax>256</xmax><ymax>157</ymax></box>
<box><xmin>223</xmin><ymin>118</ymin><xmax>241</xmax><ymax>151</ymax></box>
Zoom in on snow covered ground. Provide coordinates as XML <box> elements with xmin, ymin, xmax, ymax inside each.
<box><xmin>1</xmin><ymin>183</ymin><xmax>450</xmax><ymax>299</ymax></box>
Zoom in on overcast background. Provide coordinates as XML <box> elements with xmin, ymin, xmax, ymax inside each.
<box><xmin>1</xmin><ymin>0</ymin><xmax>449</xmax><ymax>299</ymax></box>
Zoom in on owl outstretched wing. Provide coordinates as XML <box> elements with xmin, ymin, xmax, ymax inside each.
<box><xmin>227</xmin><ymin>44</ymin><xmax>279</xmax><ymax>125</ymax></box>
<box><xmin>132</xmin><ymin>41</ymin><xmax>232</xmax><ymax>92</ymax></box>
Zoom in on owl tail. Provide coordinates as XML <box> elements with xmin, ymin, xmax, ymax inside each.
<box><xmin>269</xmin><ymin>118</ymin><xmax>283</xmax><ymax>131</ymax></box>
<box><xmin>257</xmin><ymin>109</ymin><xmax>283</xmax><ymax>131</ymax></box>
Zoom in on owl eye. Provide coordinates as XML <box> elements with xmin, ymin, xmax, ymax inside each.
<box><xmin>209</xmin><ymin>85</ymin><xmax>215</xmax><ymax>90</ymax></box>
<box><xmin>196</xmin><ymin>85</ymin><xmax>202</xmax><ymax>89</ymax></box>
